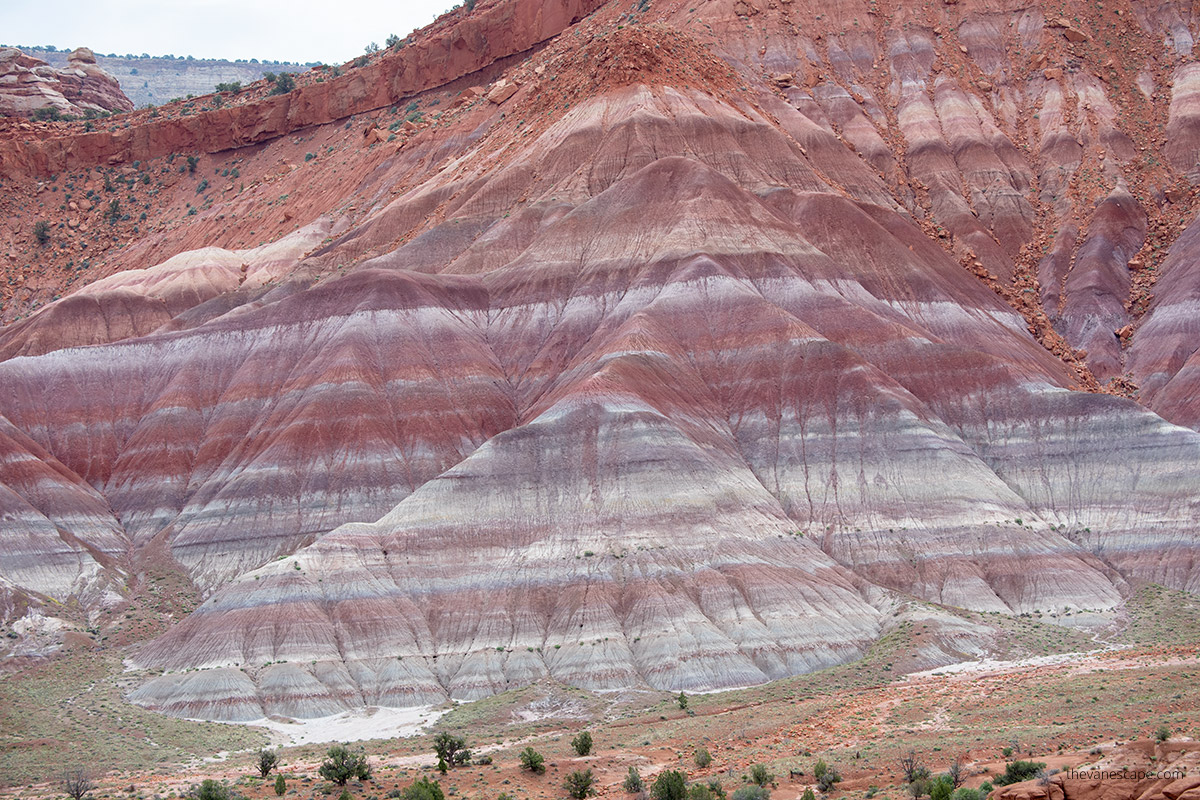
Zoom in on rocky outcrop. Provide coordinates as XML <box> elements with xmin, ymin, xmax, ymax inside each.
<box><xmin>0</xmin><ymin>47</ymin><xmax>133</xmax><ymax>118</ymax></box>
<box><xmin>993</xmin><ymin>741</ymin><xmax>1200</xmax><ymax>800</ymax></box>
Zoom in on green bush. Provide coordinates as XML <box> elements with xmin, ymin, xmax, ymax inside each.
<box><xmin>273</xmin><ymin>775</ymin><xmax>286</xmax><ymax>796</ymax></box>
<box><xmin>565</xmin><ymin>770</ymin><xmax>597</xmax><ymax>799</ymax></box>
<box><xmin>519</xmin><ymin>747</ymin><xmax>545</xmax><ymax>774</ymax></box>
<box><xmin>814</xmin><ymin>761</ymin><xmax>841</xmax><ymax>793</ymax></box>
<box><xmin>694</xmin><ymin>749</ymin><xmax>712</xmax><ymax>768</ymax></box>
<box><xmin>339</xmin><ymin>791</ymin><xmax>353</xmax><ymax>800</ymax></box>
<box><xmin>319</xmin><ymin>745</ymin><xmax>372</xmax><ymax>785</ymax></box>
<box><xmin>624</xmin><ymin>767</ymin><xmax>644</xmax><ymax>793</ymax></box>
<box><xmin>270</xmin><ymin>73</ymin><xmax>295</xmax><ymax>94</ymax></box>
<box><xmin>689</xmin><ymin>784</ymin><xmax>720</xmax><ymax>800</ymax></box>
<box><xmin>33</xmin><ymin>220</ymin><xmax>51</xmax><ymax>245</ymax></box>
<box><xmin>994</xmin><ymin>762</ymin><xmax>1046</xmax><ymax>787</ymax></box>
<box><xmin>677</xmin><ymin>692</ymin><xmax>688</xmax><ymax>710</ymax></box>
<box><xmin>952</xmin><ymin>789</ymin><xmax>981</xmax><ymax>800</ymax></box>
<box><xmin>215</xmin><ymin>82</ymin><xmax>242</xmax><ymax>92</ymax></box>
<box><xmin>1156</xmin><ymin>724</ymin><xmax>1171</xmax><ymax>742</ymax></box>
<box><xmin>32</xmin><ymin>106</ymin><xmax>64</xmax><ymax>122</ymax></box>
<box><xmin>731</xmin><ymin>787</ymin><xmax>769</xmax><ymax>800</ymax></box>
<box><xmin>652</xmin><ymin>770</ymin><xmax>687</xmax><ymax>800</ymax></box>
<box><xmin>401</xmin><ymin>779</ymin><xmax>444</xmax><ymax>800</ymax></box>
<box><xmin>749</xmin><ymin>765</ymin><xmax>773</xmax><ymax>787</ymax></box>
<box><xmin>192</xmin><ymin>780</ymin><xmax>231</xmax><ymax>800</ymax></box>
<box><xmin>930</xmin><ymin>779</ymin><xmax>952</xmax><ymax>800</ymax></box>
<box><xmin>801</xmin><ymin>789</ymin><xmax>816</xmax><ymax>800</ymax></box>
<box><xmin>572</xmin><ymin>731</ymin><xmax>593</xmax><ymax>756</ymax></box>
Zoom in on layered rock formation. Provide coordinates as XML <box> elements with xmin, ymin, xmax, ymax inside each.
<box><xmin>0</xmin><ymin>47</ymin><xmax>133</xmax><ymax>117</ymax></box>
<box><xmin>0</xmin><ymin>0</ymin><xmax>1199</xmax><ymax>719</ymax></box>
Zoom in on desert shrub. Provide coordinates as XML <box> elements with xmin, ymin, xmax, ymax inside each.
<box><xmin>694</xmin><ymin>749</ymin><xmax>712</xmax><ymax>768</ymax></box>
<box><xmin>731</xmin><ymin>787</ymin><xmax>769</xmax><ymax>800</ymax></box>
<box><xmin>572</xmin><ymin>731</ymin><xmax>593</xmax><ymax>756</ymax></box>
<box><xmin>63</xmin><ymin>768</ymin><xmax>95</xmax><ymax>800</ymax></box>
<box><xmin>274</xmin><ymin>775</ymin><xmax>286</xmax><ymax>796</ymax></box>
<box><xmin>994</xmin><ymin>762</ymin><xmax>1046</xmax><ymax>787</ymax></box>
<box><xmin>215</xmin><ymin>81</ymin><xmax>241</xmax><ymax>92</ymax></box>
<box><xmin>801</xmin><ymin>789</ymin><xmax>816</xmax><ymax>800</ymax></box>
<box><xmin>677</xmin><ymin>692</ymin><xmax>688</xmax><ymax>710</ymax></box>
<box><xmin>192</xmin><ymin>780</ymin><xmax>232</xmax><ymax>800</ymax></box>
<box><xmin>319</xmin><ymin>745</ymin><xmax>372</xmax><ymax>785</ymax></box>
<box><xmin>386</xmin><ymin>34</ymin><xmax>401</xmax><ymax>48</ymax></box>
<box><xmin>520</xmin><ymin>747</ymin><xmax>545</xmax><ymax>774</ymax></box>
<box><xmin>1156</xmin><ymin>724</ymin><xmax>1171</xmax><ymax>742</ymax></box>
<box><xmin>814</xmin><ymin>762</ymin><xmax>841</xmax><ymax>793</ymax></box>
<box><xmin>689</xmin><ymin>784</ymin><xmax>720</xmax><ymax>800</ymax></box>
<box><xmin>652</xmin><ymin>770</ymin><xmax>688</xmax><ymax>800</ymax></box>
<box><xmin>565</xmin><ymin>770</ymin><xmax>597</xmax><ymax>799</ymax></box>
<box><xmin>32</xmin><ymin>106</ymin><xmax>63</xmax><ymax>122</ymax></box>
<box><xmin>473</xmin><ymin>755</ymin><xmax>493</xmax><ymax>766</ymax></box>
<box><xmin>401</xmin><ymin>779</ymin><xmax>444</xmax><ymax>800</ymax></box>
<box><xmin>339</xmin><ymin>791</ymin><xmax>352</xmax><ymax>800</ymax></box>
<box><xmin>465</xmin><ymin>0</ymin><xmax>477</xmax><ymax>9</ymax></box>
<box><xmin>263</xmin><ymin>71</ymin><xmax>277</xmax><ymax>82</ymax></box>
<box><xmin>258</xmin><ymin>749</ymin><xmax>279</xmax><ymax>776</ymax></box>
<box><xmin>930</xmin><ymin>778</ymin><xmax>952</xmax><ymax>800</ymax></box>
<box><xmin>34</xmin><ymin>220</ymin><xmax>51</xmax><ymax>245</ymax></box>
<box><xmin>105</xmin><ymin>199</ymin><xmax>121</xmax><ymax>223</ymax></box>
<box><xmin>624</xmin><ymin>767</ymin><xmax>644</xmax><ymax>793</ymax></box>
<box><xmin>186</xmin><ymin>155</ymin><xmax>199</xmax><ymax>173</ymax></box>
<box><xmin>749</xmin><ymin>765</ymin><xmax>773</xmax><ymax>787</ymax></box>
<box><xmin>952</xmin><ymin>789</ymin><xmax>981</xmax><ymax>800</ymax></box>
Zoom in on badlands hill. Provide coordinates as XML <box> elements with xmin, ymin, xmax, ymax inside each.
<box><xmin>0</xmin><ymin>0</ymin><xmax>1198</xmax><ymax>723</ymax></box>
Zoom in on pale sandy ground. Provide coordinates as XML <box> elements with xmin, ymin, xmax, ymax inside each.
<box><xmin>195</xmin><ymin>704</ymin><xmax>450</xmax><ymax>747</ymax></box>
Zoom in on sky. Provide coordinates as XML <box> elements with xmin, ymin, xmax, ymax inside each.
<box><xmin>0</xmin><ymin>0</ymin><xmax>456</xmax><ymax>65</ymax></box>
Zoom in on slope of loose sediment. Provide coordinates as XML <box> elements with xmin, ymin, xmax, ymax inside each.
<box><xmin>2</xmin><ymin>0</ymin><xmax>1200</xmax><ymax>720</ymax></box>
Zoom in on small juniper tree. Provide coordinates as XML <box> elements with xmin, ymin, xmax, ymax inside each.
<box><xmin>572</xmin><ymin>731</ymin><xmax>593</xmax><ymax>756</ymax></box>
<box><xmin>274</xmin><ymin>775</ymin><xmax>286</xmax><ymax>796</ymax></box>
<box><xmin>749</xmin><ymin>765</ymin><xmax>773</xmax><ymax>787</ymax></box>
<box><xmin>652</xmin><ymin>770</ymin><xmax>687</xmax><ymax>800</ymax></box>
<box><xmin>677</xmin><ymin>692</ymin><xmax>688</xmax><ymax>710</ymax></box>
<box><xmin>624</xmin><ymin>767</ymin><xmax>644</xmax><ymax>793</ymax></box>
<box><xmin>34</xmin><ymin>220</ymin><xmax>51</xmax><ymax>245</ymax></box>
<box><xmin>433</xmin><ymin>732</ymin><xmax>470</xmax><ymax>767</ymax></box>
<box><xmin>565</xmin><ymin>769</ymin><xmax>597</xmax><ymax>799</ymax></box>
<box><xmin>319</xmin><ymin>745</ymin><xmax>372</xmax><ymax>785</ymax></box>
<box><xmin>258</xmin><ymin>749</ymin><xmax>279</xmax><ymax>777</ymax></box>
<box><xmin>520</xmin><ymin>747</ymin><xmax>545</xmax><ymax>774</ymax></box>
